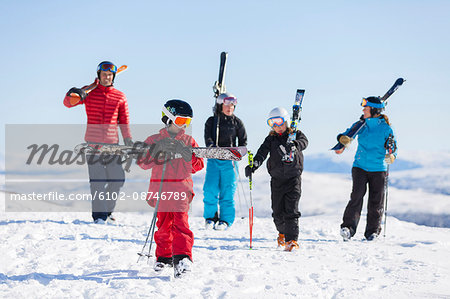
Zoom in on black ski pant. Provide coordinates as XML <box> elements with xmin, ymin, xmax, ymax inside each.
<box><xmin>271</xmin><ymin>176</ymin><xmax>302</xmax><ymax>242</ymax></box>
<box><xmin>87</xmin><ymin>155</ymin><xmax>125</xmax><ymax>221</ymax></box>
<box><xmin>341</xmin><ymin>167</ymin><xmax>386</xmax><ymax>239</ymax></box>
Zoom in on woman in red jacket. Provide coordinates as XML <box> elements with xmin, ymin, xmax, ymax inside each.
<box><xmin>138</xmin><ymin>99</ymin><xmax>204</xmax><ymax>278</ymax></box>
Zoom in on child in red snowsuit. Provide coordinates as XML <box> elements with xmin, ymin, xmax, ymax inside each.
<box><xmin>138</xmin><ymin>99</ymin><xmax>204</xmax><ymax>278</ymax></box>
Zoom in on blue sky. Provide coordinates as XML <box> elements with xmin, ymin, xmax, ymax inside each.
<box><xmin>1</xmin><ymin>0</ymin><xmax>449</xmax><ymax>155</ymax></box>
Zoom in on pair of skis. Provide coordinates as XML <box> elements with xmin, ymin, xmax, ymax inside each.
<box><xmin>331</xmin><ymin>78</ymin><xmax>405</xmax><ymax>151</ymax></box>
<box><xmin>213</xmin><ymin>52</ymin><xmax>228</xmax><ymax>99</ymax></box>
<box><xmin>213</xmin><ymin>52</ymin><xmax>228</xmax><ymax>147</ymax></box>
<box><xmin>74</xmin><ymin>142</ymin><xmax>247</xmax><ymax>161</ymax></box>
<box><xmin>283</xmin><ymin>89</ymin><xmax>306</xmax><ymax>162</ymax></box>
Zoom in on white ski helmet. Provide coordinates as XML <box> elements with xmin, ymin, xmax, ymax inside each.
<box><xmin>267</xmin><ymin>107</ymin><xmax>290</xmax><ymax>127</ymax></box>
<box><xmin>216</xmin><ymin>92</ymin><xmax>237</xmax><ymax>105</ymax></box>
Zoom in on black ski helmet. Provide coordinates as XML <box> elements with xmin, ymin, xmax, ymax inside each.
<box><xmin>97</xmin><ymin>61</ymin><xmax>117</xmax><ymax>82</ymax></box>
<box><xmin>361</xmin><ymin>96</ymin><xmax>385</xmax><ymax>117</ymax></box>
<box><xmin>162</xmin><ymin>99</ymin><xmax>193</xmax><ymax>127</ymax></box>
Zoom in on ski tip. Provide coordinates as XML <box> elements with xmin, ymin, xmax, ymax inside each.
<box><xmin>117</xmin><ymin>65</ymin><xmax>128</xmax><ymax>74</ymax></box>
<box><xmin>330</xmin><ymin>143</ymin><xmax>344</xmax><ymax>151</ymax></box>
<box><xmin>396</xmin><ymin>78</ymin><xmax>405</xmax><ymax>85</ymax></box>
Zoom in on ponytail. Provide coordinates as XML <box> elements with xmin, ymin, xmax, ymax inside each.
<box><xmin>381</xmin><ymin>114</ymin><xmax>391</xmax><ymax>126</ymax></box>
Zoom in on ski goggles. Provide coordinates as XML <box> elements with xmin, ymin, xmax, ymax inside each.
<box><xmin>222</xmin><ymin>97</ymin><xmax>237</xmax><ymax>106</ymax></box>
<box><xmin>162</xmin><ymin>106</ymin><xmax>192</xmax><ymax>128</ymax></box>
<box><xmin>361</xmin><ymin>98</ymin><xmax>385</xmax><ymax>109</ymax></box>
<box><xmin>97</xmin><ymin>62</ymin><xmax>118</xmax><ymax>73</ymax></box>
<box><xmin>267</xmin><ymin>117</ymin><xmax>286</xmax><ymax>128</ymax></box>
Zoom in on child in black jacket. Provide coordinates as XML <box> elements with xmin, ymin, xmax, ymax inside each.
<box><xmin>245</xmin><ymin>107</ymin><xmax>308</xmax><ymax>251</ymax></box>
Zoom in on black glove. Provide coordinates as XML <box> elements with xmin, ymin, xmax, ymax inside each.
<box><xmin>245</xmin><ymin>160</ymin><xmax>261</xmax><ymax>177</ymax></box>
<box><xmin>172</xmin><ymin>139</ymin><xmax>192</xmax><ymax>162</ymax></box>
<box><xmin>245</xmin><ymin>160</ymin><xmax>260</xmax><ymax>178</ymax></box>
<box><xmin>124</xmin><ymin>138</ymin><xmax>134</xmax><ymax>147</ymax></box>
<box><xmin>245</xmin><ymin>165</ymin><xmax>253</xmax><ymax>178</ymax></box>
<box><xmin>149</xmin><ymin>138</ymin><xmax>171</xmax><ymax>159</ymax></box>
<box><xmin>67</xmin><ymin>87</ymin><xmax>87</xmax><ymax>101</ymax></box>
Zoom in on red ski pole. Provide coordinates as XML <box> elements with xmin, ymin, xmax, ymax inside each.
<box><xmin>248</xmin><ymin>151</ymin><xmax>254</xmax><ymax>249</ymax></box>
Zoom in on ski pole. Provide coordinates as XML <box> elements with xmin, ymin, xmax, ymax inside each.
<box><xmin>137</xmin><ymin>152</ymin><xmax>168</xmax><ymax>262</ymax></box>
<box><xmin>384</xmin><ymin>163</ymin><xmax>389</xmax><ymax>238</ymax></box>
<box><xmin>247</xmin><ymin>151</ymin><xmax>254</xmax><ymax>249</ymax></box>
<box><xmin>383</xmin><ymin>134</ymin><xmax>396</xmax><ymax>238</ymax></box>
<box><xmin>233</xmin><ymin>161</ymin><xmax>249</xmax><ymax>218</ymax></box>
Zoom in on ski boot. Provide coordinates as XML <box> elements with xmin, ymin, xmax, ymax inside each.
<box><xmin>284</xmin><ymin>240</ymin><xmax>299</xmax><ymax>252</ymax></box>
<box><xmin>106</xmin><ymin>214</ymin><xmax>117</xmax><ymax>225</ymax></box>
<box><xmin>277</xmin><ymin>233</ymin><xmax>285</xmax><ymax>247</ymax></box>
<box><xmin>340</xmin><ymin>227</ymin><xmax>351</xmax><ymax>242</ymax></box>
<box><xmin>154</xmin><ymin>257</ymin><xmax>173</xmax><ymax>272</ymax></box>
<box><xmin>366</xmin><ymin>233</ymin><xmax>379</xmax><ymax>241</ymax></box>
<box><xmin>205</xmin><ymin>219</ymin><xmax>215</xmax><ymax>230</ymax></box>
<box><xmin>173</xmin><ymin>256</ymin><xmax>192</xmax><ymax>278</ymax></box>
<box><xmin>215</xmin><ymin>221</ymin><xmax>229</xmax><ymax>231</ymax></box>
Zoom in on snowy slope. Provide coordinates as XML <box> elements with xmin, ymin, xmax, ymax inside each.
<box><xmin>1</xmin><ymin>212</ymin><xmax>449</xmax><ymax>298</ymax></box>
<box><xmin>1</xmin><ymin>169</ymin><xmax>450</xmax><ymax>298</ymax></box>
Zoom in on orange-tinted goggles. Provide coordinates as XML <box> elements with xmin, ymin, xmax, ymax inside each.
<box><xmin>361</xmin><ymin>98</ymin><xmax>368</xmax><ymax>107</ymax></box>
<box><xmin>162</xmin><ymin>111</ymin><xmax>192</xmax><ymax>128</ymax></box>
<box><xmin>267</xmin><ymin>117</ymin><xmax>285</xmax><ymax>127</ymax></box>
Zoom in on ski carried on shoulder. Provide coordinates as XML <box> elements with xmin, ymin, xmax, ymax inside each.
<box><xmin>282</xmin><ymin>89</ymin><xmax>305</xmax><ymax>162</ymax></box>
<box><xmin>331</xmin><ymin>78</ymin><xmax>405</xmax><ymax>151</ymax></box>
<box><xmin>74</xmin><ymin>142</ymin><xmax>247</xmax><ymax>161</ymax></box>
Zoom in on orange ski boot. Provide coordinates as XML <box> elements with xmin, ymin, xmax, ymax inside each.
<box><xmin>284</xmin><ymin>240</ymin><xmax>299</xmax><ymax>252</ymax></box>
<box><xmin>277</xmin><ymin>233</ymin><xmax>285</xmax><ymax>247</ymax></box>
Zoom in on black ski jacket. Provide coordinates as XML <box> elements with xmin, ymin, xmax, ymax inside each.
<box><xmin>254</xmin><ymin>130</ymin><xmax>308</xmax><ymax>179</ymax></box>
<box><xmin>204</xmin><ymin>113</ymin><xmax>247</xmax><ymax>147</ymax></box>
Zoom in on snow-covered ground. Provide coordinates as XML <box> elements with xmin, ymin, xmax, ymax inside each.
<box><xmin>1</xmin><ymin>165</ymin><xmax>450</xmax><ymax>298</ymax></box>
<box><xmin>1</xmin><ymin>212</ymin><xmax>449</xmax><ymax>298</ymax></box>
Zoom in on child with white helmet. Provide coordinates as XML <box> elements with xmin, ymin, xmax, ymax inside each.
<box><xmin>245</xmin><ymin>107</ymin><xmax>308</xmax><ymax>251</ymax></box>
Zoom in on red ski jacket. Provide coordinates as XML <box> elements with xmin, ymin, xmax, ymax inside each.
<box><xmin>63</xmin><ymin>83</ymin><xmax>132</xmax><ymax>144</ymax></box>
<box><xmin>137</xmin><ymin>128</ymin><xmax>204</xmax><ymax>212</ymax></box>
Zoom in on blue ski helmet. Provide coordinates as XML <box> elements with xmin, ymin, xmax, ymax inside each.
<box><xmin>97</xmin><ymin>61</ymin><xmax>117</xmax><ymax>82</ymax></box>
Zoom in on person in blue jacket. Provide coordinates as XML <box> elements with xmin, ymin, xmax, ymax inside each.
<box><xmin>335</xmin><ymin>96</ymin><xmax>397</xmax><ymax>241</ymax></box>
<box><xmin>203</xmin><ymin>93</ymin><xmax>247</xmax><ymax>230</ymax></box>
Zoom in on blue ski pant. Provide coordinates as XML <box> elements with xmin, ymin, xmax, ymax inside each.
<box><xmin>202</xmin><ymin>159</ymin><xmax>237</xmax><ymax>225</ymax></box>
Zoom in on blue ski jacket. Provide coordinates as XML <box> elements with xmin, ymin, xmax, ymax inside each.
<box><xmin>343</xmin><ymin>116</ymin><xmax>397</xmax><ymax>172</ymax></box>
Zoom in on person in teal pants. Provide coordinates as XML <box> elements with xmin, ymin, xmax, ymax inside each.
<box><xmin>203</xmin><ymin>93</ymin><xmax>247</xmax><ymax>230</ymax></box>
